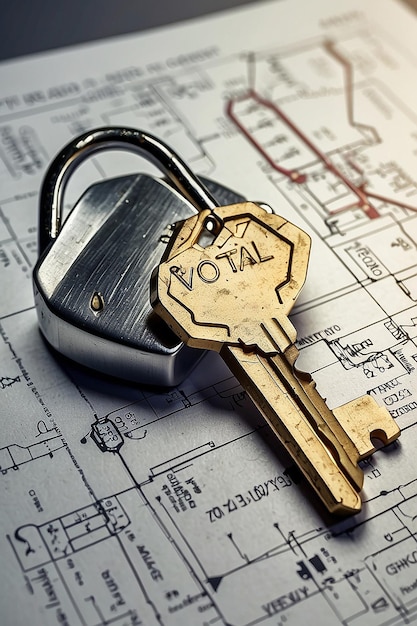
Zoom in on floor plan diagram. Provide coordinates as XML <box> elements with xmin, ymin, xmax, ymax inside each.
<box><xmin>1</xmin><ymin>0</ymin><xmax>417</xmax><ymax>624</ymax></box>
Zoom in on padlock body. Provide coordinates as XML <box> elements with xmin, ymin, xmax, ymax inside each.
<box><xmin>33</xmin><ymin>174</ymin><xmax>243</xmax><ymax>385</ymax></box>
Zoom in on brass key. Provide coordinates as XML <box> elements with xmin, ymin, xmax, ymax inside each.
<box><xmin>151</xmin><ymin>202</ymin><xmax>400</xmax><ymax>515</ymax></box>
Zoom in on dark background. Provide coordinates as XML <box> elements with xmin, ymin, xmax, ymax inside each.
<box><xmin>0</xmin><ymin>0</ymin><xmax>257</xmax><ymax>61</ymax></box>
<box><xmin>1</xmin><ymin>0</ymin><xmax>414</xmax><ymax>62</ymax></box>
<box><xmin>0</xmin><ymin>0</ymin><xmax>417</xmax><ymax>61</ymax></box>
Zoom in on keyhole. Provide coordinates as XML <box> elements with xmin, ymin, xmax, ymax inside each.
<box><xmin>90</xmin><ymin>291</ymin><xmax>105</xmax><ymax>313</ymax></box>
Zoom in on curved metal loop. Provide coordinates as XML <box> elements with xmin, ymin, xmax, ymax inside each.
<box><xmin>39</xmin><ymin>126</ymin><xmax>219</xmax><ymax>254</ymax></box>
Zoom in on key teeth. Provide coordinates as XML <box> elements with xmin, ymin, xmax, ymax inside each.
<box><xmin>333</xmin><ymin>395</ymin><xmax>401</xmax><ymax>462</ymax></box>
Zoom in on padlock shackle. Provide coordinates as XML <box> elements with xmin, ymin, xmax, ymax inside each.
<box><xmin>39</xmin><ymin>126</ymin><xmax>219</xmax><ymax>254</ymax></box>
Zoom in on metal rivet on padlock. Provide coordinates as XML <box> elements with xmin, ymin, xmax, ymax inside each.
<box><xmin>33</xmin><ymin>127</ymin><xmax>244</xmax><ymax>386</ymax></box>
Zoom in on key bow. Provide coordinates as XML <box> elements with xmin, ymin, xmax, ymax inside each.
<box><xmin>152</xmin><ymin>202</ymin><xmax>310</xmax><ymax>355</ymax></box>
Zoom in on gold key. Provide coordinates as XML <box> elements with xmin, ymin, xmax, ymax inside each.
<box><xmin>151</xmin><ymin>202</ymin><xmax>400</xmax><ymax>515</ymax></box>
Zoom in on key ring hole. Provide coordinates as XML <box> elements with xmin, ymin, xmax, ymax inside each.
<box><xmin>197</xmin><ymin>214</ymin><xmax>223</xmax><ymax>248</ymax></box>
<box><xmin>204</xmin><ymin>214</ymin><xmax>223</xmax><ymax>235</ymax></box>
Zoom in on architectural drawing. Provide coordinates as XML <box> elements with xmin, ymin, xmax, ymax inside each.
<box><xmin>1</xmin><ymin>1</ymin><xmax>417</xmax><ymax>623</ymax></box>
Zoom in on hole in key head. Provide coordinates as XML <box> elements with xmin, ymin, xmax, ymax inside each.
<box><xmin>370</xmin><ymin>428</ymin><xmax>390</xmax><ymax>450</ymax></box>
<box><xmin>198</xmin><ymin>215</ymin><xmax>222</xmax><ymax>248</ymax></box>
<box><xmin>205</xmin><ymin>216</ymin><xmax>217</xmax><ymax>232</ymax></box>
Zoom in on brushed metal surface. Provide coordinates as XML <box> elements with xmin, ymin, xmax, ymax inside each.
<box><xmin>34</xmin><ymin>173</ymin><xmax>243</xmax><ymax>385</ymax></box>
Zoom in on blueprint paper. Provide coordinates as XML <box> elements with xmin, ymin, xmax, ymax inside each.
<box><xmin>1</xmin><ymin>0</ymin><xmax>417</xmax><ymax>623</ymax></box>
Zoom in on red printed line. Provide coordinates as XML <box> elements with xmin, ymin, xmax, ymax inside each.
<box><xmin>227</xmin><ymin>88</ymin><xmax>380</xmax><ymax>218</ymax></box>
<box><xmin>226</xmin><ymin>93</ymin><xmax>306</xmax><ymax>184</ymax></box>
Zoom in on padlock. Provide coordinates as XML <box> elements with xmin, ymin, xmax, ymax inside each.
<box><xmin>33</xmin><ymin>127</ymin><xmax>244</xmax><ymax>386</ymax></box>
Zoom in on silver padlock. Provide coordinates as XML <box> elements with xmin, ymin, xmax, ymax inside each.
<box><xmin>33</xmin><ymin>127</ymin><xmax>243</xmax><ymax>386</ymax></box>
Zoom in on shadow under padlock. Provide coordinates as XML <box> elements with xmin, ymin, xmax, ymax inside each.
<box><xmin>33</xmin><ymin>127</ymin><xmax>244</xmax><ymax>386</ymax></box>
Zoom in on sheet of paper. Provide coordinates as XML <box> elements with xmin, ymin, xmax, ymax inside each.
<box><xmin>1</xmin><ymin>0</ymin><xmax>417</xmax><ymax>623</ymax></box>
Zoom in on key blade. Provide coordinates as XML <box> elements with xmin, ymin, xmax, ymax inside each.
<box><xmin>221</xmin><ymin>344</ymin><xmax>362</xmax><ymax>515</ymax></box>
<box><xmin>272</xmin><ymin>347</ymin><xmax>364</xmax><ymax>491</ymax></box>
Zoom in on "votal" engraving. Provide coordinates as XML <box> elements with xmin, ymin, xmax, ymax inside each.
<box><xmin>170</xmin><ymin>240</ymin><xmax>274</xmax><ymax>290</ymax></box>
